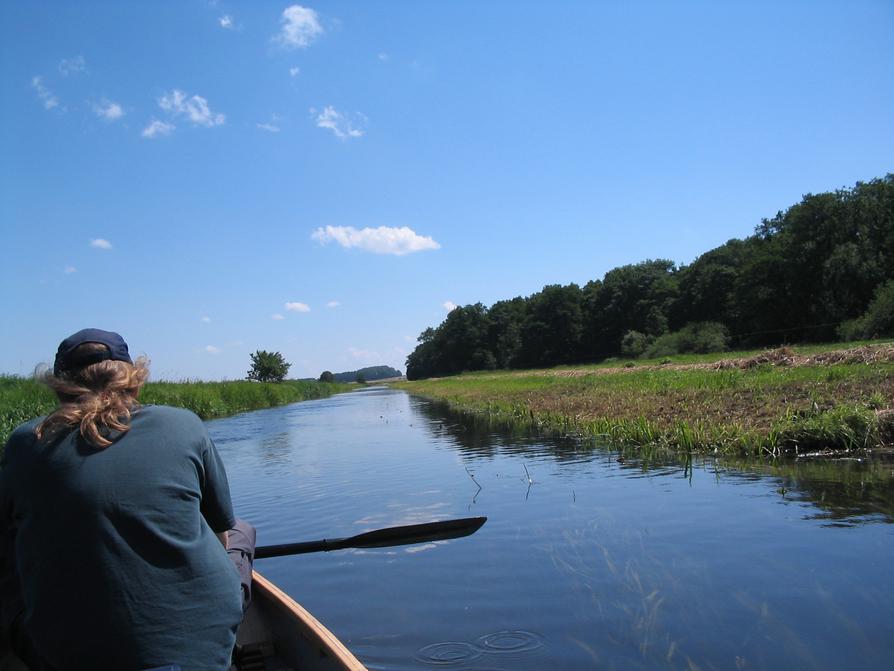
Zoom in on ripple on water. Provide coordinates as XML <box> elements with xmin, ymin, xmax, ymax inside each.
<box><xmin>415</xmin><ymin>642</ymin><xmax>482</xmax><ymax>666</ymax></box>
<box><xmin>416</xmin><ymin>631</ymin><xmax>545</xmax><ymax>667</ymax></box>
<box><xmin>474</xmin><ymin>630</ymin><xmax>544</xmax><ymax>654</ymax></box>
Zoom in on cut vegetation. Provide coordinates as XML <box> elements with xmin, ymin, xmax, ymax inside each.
<box><xmin>395</xmin><ymin>342</ymin><xmax>894</xmax><ymax>457</ymax></box>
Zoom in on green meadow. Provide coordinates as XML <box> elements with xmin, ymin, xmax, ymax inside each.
<box><xmin>395</xmin><ymin>342</ymin><xmax>894</xmax><ymax>457</ymax></box>
<box><xmin>0</xmin><ymin>377</ymin><xmax>352</xmax><ymax>451</ymax></box>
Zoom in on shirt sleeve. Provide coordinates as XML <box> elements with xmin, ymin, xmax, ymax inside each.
<box><xmin>0</xmin><ymin>440</ymin><xmax>24</xmax><ymax>636</ymax></box>
<box><xmin>199</xmin><ymin>435</ymin><xmax>236</xmax><ymax>533</ymax></box>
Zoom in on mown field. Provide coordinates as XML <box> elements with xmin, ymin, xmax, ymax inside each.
<box><xmin>0</xmin><ymin>377</ymin><xmax>352</xmax><ymax>450</ymax></box>
<box><xmin>395</xmin><ymin>342</ymin><xmax>894</xmax><ymax>456</ymax></box>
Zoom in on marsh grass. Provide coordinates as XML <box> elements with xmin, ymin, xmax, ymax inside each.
<box><xmin>395</xmin><ymin>344</ymin><xmax>894</xmax><ymax>456</ymax></box>
<box><xmin>1</xmin><ymin>376</ymin><xmax>351</xmax><ymax>450</ymax></box>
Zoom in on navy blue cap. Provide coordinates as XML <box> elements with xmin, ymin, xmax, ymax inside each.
<box><xmin>53</xmin><ymin>328</ymin><xmax>133</xmax><ymax>377</ymax></box>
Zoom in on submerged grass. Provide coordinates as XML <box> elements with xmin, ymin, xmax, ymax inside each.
<box><xmin>394</xmin><ymin>342</ymin><xmax>894</xmax><ymax>457</ymax></box>
<box><xmin>0</xmin><ymin>376</ymin><xmax>352</xmax><ymax>450</ymax></box>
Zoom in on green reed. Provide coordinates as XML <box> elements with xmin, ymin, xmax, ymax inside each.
<box><xmin>0</xmin><ymin>375</ymin><xmax>352</xmax><ymax>451</ymax></box>
<box><xmin>395</xmin><ymin>348</ymin><xmax>894</xmax><ymax>457</ymax></box>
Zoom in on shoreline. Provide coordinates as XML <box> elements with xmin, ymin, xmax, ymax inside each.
<box><xmin>394</xmin><ymin>343</ymin><xmax>894</xmax><ymax>457</ymax></box>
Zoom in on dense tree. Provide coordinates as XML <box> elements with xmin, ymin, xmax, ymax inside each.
<box><xmin>486</xmin><ymin>298</ymin><xmax>526</xmax><ymax>368</ymax></box>
<box><xmin>247</xmin><ymin>350</ymin><xmax>291</xmax><ymax>383</ymax></box>
<box><xmin>404</xmin><ymin>175</ymin><xmax>894</xmax><ymax>379</ymax></box>
<box><xmin>438</xmin><ymin>303</ymin><xmax>493</xmax><ymax>374</ymax></box>
<box><xmin>318</xmin><ymin>371</ymin><xmax>335</xmax><ymax>383</ymax></box>
<box><xmin>583</xmin><ymin>260</ymin><xmax>678</xmax><ymax>358</ymax></box>
<box><xmin>672</xmin><ymin>239</ymin><xmax>748</xmax><ymax>331</ymax></box>
<box><xmin>517</xmin><ymin>284</ymin><xmax>584</xmax><ymax>367</ymax></box>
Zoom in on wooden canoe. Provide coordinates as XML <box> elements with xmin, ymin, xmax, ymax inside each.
<box><xmin>0</xmin><ymin>570</ymin><xmax>367</xmax><ymax>671</ymax></box>
<box><xmin>233</xmin><ymin>570</ymin><xmax>368</xmax><ymax>671</ymax></box>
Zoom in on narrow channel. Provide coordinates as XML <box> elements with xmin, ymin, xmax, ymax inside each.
<box><xmin>208</xmin><ymin>387</ymin><xmax>894</xmax><ymax>671</ymax></box>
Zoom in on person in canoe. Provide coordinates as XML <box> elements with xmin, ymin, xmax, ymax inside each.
<box><xmin>0</xmin><ymin>329</ymin><xmax>252</xmax><ymax>671</ymax></box>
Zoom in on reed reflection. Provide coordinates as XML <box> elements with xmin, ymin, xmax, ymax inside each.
<box><xmin>411</xmin><ymin>396</ymin><xmax>894</xmax><ymax>525</ymax></box>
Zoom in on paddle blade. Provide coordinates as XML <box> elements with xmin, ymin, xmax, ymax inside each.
<box><xmin>256</xmin><ymin>516</ymin><xmax>487</xmax><ymax>559</ymax></box>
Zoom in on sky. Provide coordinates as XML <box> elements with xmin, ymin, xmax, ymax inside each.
<box><xmin>1</xmin><ymin>1</ymin><xmax>892</xmax><ymax>380</ymax></box>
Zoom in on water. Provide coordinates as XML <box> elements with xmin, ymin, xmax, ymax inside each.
<box><xmin>208</xmin><ymin>387</ymin><xmax>894</xmax><ymax>670</ymax></box>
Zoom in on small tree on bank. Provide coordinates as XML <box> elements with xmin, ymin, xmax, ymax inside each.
<box><xmin>319</xmin><ymin>370</ymin><xmax>335</xmax><ymax>383</ymax></box>
<box><xmin>247</xmin><ymin>350</ymin><xmax>291</xmax><ymax>383</ymax></box>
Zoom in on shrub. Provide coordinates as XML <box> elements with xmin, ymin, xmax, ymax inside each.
<box><xmin>837</xmin><ymin>280</ymin><xmax>894</xmax><ymax>341</ymax></box>
<box><xmin>644</xmin><ymin>322</ymin><xmax>731</xmax><ymax>358</ymax></box>
<box><xmin>621</xmin><ymin>330</ymin><xmax>652</xmax><ymax>357</ymax></box>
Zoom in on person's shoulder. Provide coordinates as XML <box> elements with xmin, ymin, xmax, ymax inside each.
<box><xmin>135</xmin><ymin>405</ymin><xmax>206</xmax><ymax>431</ymax></box>
<box><xmin>2</xmin><ymin>417</ymin><xmax>44</xmax><ymax>462</ymax></box>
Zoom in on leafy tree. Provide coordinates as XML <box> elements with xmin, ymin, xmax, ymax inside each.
<box><xmin>318</xmin><ymin>371</ymin><xmax>335</xmax><ymax>383</ymax></box>
<box><xmin>247</xmin><ymin>350</ymin><xmax>291</xmax><ymax>383</ymax></box>
<box><xmin>487</xmin><ymin>297</ymin><xmax>526</xmax><ymax>368</ymax></box>
<box><xmin>517</xmin><ymin>284</ymin><xmax>584</xmax><ymax>367</ymax></box>
<box><xmin>355</xmin><ymin>372</ymin><xmax>366</xmax><ymax>384</ymax></box>
<box><xmin>406</xmin><ymin>327</ymin><xmax>444</xmax><ymax>380</ymax></box>
<box><xmin>438</xmin><ymin>303</ymin><xmax>492</xmax><ymax>374</ymax></box>
<box><xmin>583</xmin><ymin>260</ymin><xmax>678</xmax><ymax>358</ymax></box>
<box><xmin>672</xmin><ymin>239</ymin><xmax>747</xmax><ymax>331</ymax></box>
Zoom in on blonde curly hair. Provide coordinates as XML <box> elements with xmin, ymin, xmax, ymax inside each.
<box><xmin>36</xmin><ymin>343</ymin><xmax>150</xmax><ymax>448</ymax></box>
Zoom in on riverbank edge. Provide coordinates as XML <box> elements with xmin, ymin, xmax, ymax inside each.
<box><xmin>393</xmin><ymin>346</ymin><xmax>894</xmax><ymax>458</ymax></box>
<box><xmin>0</xmin><ymin>377</ymin><xmax>355</xmax><ymax>451</ymax></box>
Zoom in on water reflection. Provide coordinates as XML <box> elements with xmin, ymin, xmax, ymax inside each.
<box><xmin>412</xmin><ymin>397</ymin><xmax>894</xmax><ymax>526</ymax></box>
<box><xmin>209</xmin><ymin>388</ymin><xmax>894</xmax><ymax>671</ymax></box>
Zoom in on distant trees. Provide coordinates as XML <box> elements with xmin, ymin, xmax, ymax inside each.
<box><xmin>318</xmin><ymin>371</ymin><xmax>335</xmax><ymax>383</ymax></box>
<box><xmin>404</xmin><ymin>174</ymin><xmax>894</xmax><ymax>380</ymax></box>
<box><xmin>247</xmin><ymin>350</ymin><xmax>291</xmax><ymax>383</ymax></box>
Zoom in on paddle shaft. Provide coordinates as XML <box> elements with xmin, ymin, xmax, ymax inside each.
<box><xmin>255</xmin><ymin>516</ymin><xmax>486</xmax><ymax>559</ymax></box>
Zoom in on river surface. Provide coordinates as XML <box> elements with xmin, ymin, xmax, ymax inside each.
<box><xmin>207</xmin><ymin>387</ymin><xmax>894</xmax><ymax>670</ymax></box>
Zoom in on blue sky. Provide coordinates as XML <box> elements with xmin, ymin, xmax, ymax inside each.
<box><xmin>2</xmin><ymin>1</ymin><xmax>892</xmax><ymax>380</ymax></box>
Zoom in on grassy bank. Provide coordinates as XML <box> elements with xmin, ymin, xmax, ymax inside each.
<box><xmin>1</xmin><ymin>376</ymin><xmax>352</xmax><ymax>449</ymax></box>
<box><xmin>394</xmin><ymin>343</ymin><xmax>894</xmax><ymax>457</ymax></box>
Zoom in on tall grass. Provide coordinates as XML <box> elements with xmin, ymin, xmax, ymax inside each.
<box><xmin>1</xmin><ymin>376</ymin><xmax>352</xmax><ymax>451</ymax></box>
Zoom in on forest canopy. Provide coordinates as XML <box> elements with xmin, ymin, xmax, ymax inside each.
<box><xmin>406</xmin><ymin>175</ymin><xmax>894</xmax><ymax>380</ymax></box>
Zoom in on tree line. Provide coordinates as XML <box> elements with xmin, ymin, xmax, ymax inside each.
<box><xmin>406</xmin><ymin>175</ymin><xmax>894</xmax><ymax>380</ymax></box>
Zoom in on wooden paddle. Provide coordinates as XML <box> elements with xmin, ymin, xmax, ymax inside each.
<box><xmin>255</xmin><ymin>516</ymin><xmax>487</xmax><ymax>559</ymax></box>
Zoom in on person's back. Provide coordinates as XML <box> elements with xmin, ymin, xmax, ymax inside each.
<box><xmin>0</xmin><ymin>329</ymin><xmax>243</xmax><ymax>671</ymax></box>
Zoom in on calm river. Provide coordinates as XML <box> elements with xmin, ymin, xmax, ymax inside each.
<box><xmin>208</xmin><ymin>387</ymin><xmax>894</xmax><ymax>670</ymax></box>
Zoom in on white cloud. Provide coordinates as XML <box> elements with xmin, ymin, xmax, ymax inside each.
<box><xmin>377</xmin><ymin>52</ymin><xmax>389</xmax><ymax>62</ymax></box>
<box><xmin>64</xmin><ymin>266</ymin><xmax>77</xmax><ymax>274</ymax></box>
<box><xmin>205</xmin><ymin>345</ymin><xmax>222</xmax><ymax>354</ymax></box>
<box><xmin>159</xmin><ymin>90</ymin><xmax>225</xmax><ymax>127</ymax></box>
<box><xmin>275</xmin><ymin>5</ymin><xmax>323</xmax><ymax>49</ymax></box>
<box><xmin>314</xmin><ymin>106</ymin><xmax>365</xmax><ymax>139</ymax></box>
<box><xmin>348</xmin><ymin>346</ymin><xmax>373</xmax><ymax>359</ymax></box>
<box><xmin>142</xmin><ymin>119</ymin><xmax>175</xmax><ymax>138</ymax></box>
<box><xmin>289</xmin><ymin>66</ymin><xmax>301</xmax><ymax>77</ymax></box>
<box><xmin>443</xmin><ymin>301</ymin><xmax>458</xmax><ymax>312</ymax></box>
<box><xmin>31</xmin><ymin>76</ymin><xmax>59</xmax><ymax>110</ymax></box>
<box><xmin>326</xmin><ymin>300</ymin><xmax>340</xmax><ymax>308</ymax></box>
<box><xmin>285</xmin><ymin>302</ymin><xmax>310</xmax><ymax>313</ymax></box>
<box><xmin>311</xmin><ymin>225</ymin><xmax>440</xmax><ymax>256</ymax></box>
<box><xmin>58</xmin><ymin>56</ymin><xmax>86</xmax><ymax>76</ymax></box>
<box><xmin>219</xmin><ymin>15</ymin><xmax>233</xmax><ymax>29</ymax></box>
<box><xmin>201</xmin><ymin>316</ymin><xmax>211</xmax><ymax>323</ymax></box>
<box><xmin>271</xmin><ymin>313</ymin><xmax>285</xmax><ymax>320</ymax></box>
<box><xmin>256</xmin><ymin>122</ymin><xmax>280</xmax><ymax>133</ymax></box>
<box><xmin>94</xmin><ymin>100</ymin><xmax>124</xmax><ymax>121</ymax></box>
<box><xmin>90</xmin><ymin>238</ymin><xmax>112</xmax><ymax>250</ymax></box>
